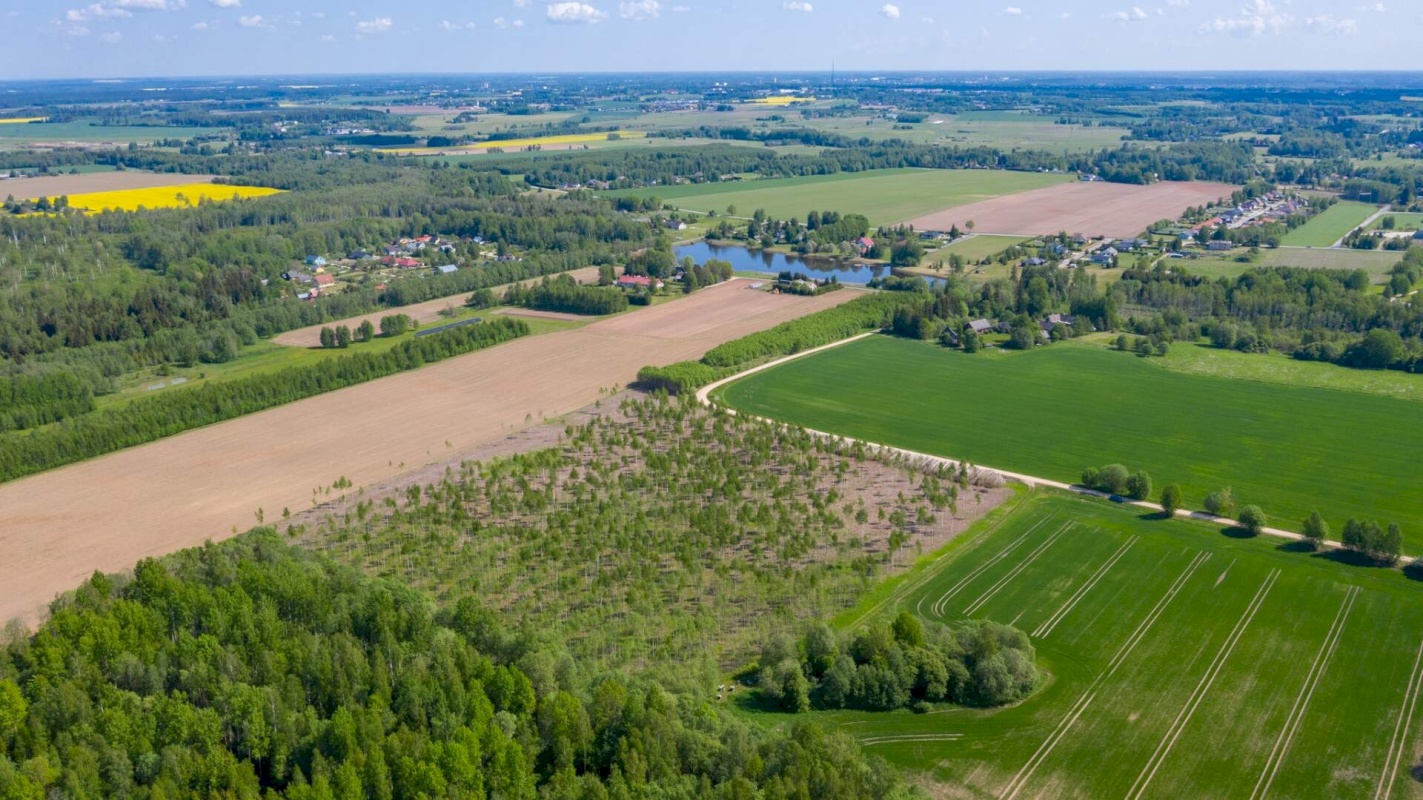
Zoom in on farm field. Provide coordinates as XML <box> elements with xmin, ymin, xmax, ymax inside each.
<box><xmin>605</xmin><ymin>168</ymin><xmax>1073</xmax><ymax>226</ymax></box>
<box><xmin>0</xmin><ymin>280</ymin><xmax>858</xmax><ymax>624</ymax></box>
<box><xmin>929</xmin><ymin>234</ymin><xmax>1033</xmax><ymax>263</ymax></box>
<box><xmin>272</xmin><ymin>265</ymin><xmax>602</xmax><ymax>347</ymax></box>
<box><xmin>377</xmin><ymin>130</ymin><xmax>648</xmax><ymax>155</ymax></box>
<box><xmin>1152</xmin><ymin>340</ymin><xmax>1423</xmax><ymax>403</ymax></box>
<box><xmin>0</xmin><ymin>120</ymin><xmax>214</xmax><ymax>146</ymax></box>
<box><xmin>53</xmin><ymin>182</ymin><xmax>282</xmax><ymax>213</ymax></box>
<box><xmin>907</xmin><ymin>180</ymin><xmax>1238</xmax><ymax>238</ymax></box>
<box><xmin>1280</xmin><ymin>201</ymin><xmax>1380</xmax><ymax>246</ymax></box>
<box><xmin>716</xmin><ymin>335</ymin><xmax>1423</xmax><ymax>545</ymax></box>
<box><xmin>787</xmin><ymin>491</ymin><xmax>1423</xmax><ymax>799</ymax></box>
<box><xmin>1368</xmin><ymin>212</ymin><xmax>1423</xmax><ymax>232</ymax></box>
<box><xmin>5</xmin><ymin>172</ymin><xmax>229</xmax><ymax>201</ymax></box>
<box><xmin>1183</xmin><ymin>246</ymin><xmax>1404</xmax><ymax>280</ymax></box>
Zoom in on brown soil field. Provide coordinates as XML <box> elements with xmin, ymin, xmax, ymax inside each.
<box><xmin>907</xmin><ymin>180</ymin><xmax>1238</xmax><ymax>238</ymax></box>
<box><xmin>1</xmin><ymin>172</ymin><xmax>218</xmax><ymax>199</ymax></box>
<box><xmin>0</xmin><ymin>280</ymin><xmax>857</xmax><ymax>624</ymax></box>
<box><xmin>497</xmin><ymin>308</ymin><xmax>589</xmax><ymax>322</ymax></box>
<box><xmin>273</xmin><ymin>266</ymin><xmax>602</xmax><ymax>347</ymax></box>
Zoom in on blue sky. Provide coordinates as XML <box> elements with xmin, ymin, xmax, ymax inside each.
<box><xmin>0</xmin><ymin>0</ymin><xmax>1418</xmax><ymax>79</ymax></box>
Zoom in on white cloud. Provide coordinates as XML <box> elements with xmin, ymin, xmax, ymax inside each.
<box><xmin>113</xmin><ymin>0</ymin><xmax>184</xmax><ymax>9</ymax></box>
<box><xmin>1304</xmin><ymin>14</ymin><xmax>1358</xmax><ymax>34</ymax></box>
<box><xmin>619</xmin><ymin>0</ymin><xmax>660</xmax><ymax>19</ymax></box>
<box><xmin>515</xmin><ymin>0</ymin><xmax>529</xmax><ymax>6</ymax></box>
<box><xmin>209</xmin><ymin>0</ymin><xmax>239</xmax><ymax>6</ymax></box>
<box><xmin>494</xmin><ymin>16</ymin><xmax>525</xmax><ymax>27</ymax></box>
<box><xmin>191</xmin><ymin>20</ymin><xmax>209</xmax><ymax>28</ymax></box>
<box><xmin>547</xmin><ymin>2</ymin><xmax>606</xmax><ymax>22</ymax></box>
<box><xmin>1107</xmin><ymin>6</ymin><xmax>1148</xmax><ymax>21</ymax></box>
<box><xmin>438</xmin><ymin>19</ymin><xmax>477</xmax><ymax>30</ymax></box>
<box><xmin>880</xmin><ymin>3</ymin><xmax>899</xmax><ymax>19</ymax></box>
<box><xmin>354</xmin><ymin>17</ymin><xmax>393</xmax><ymax>33</ymax></box>
<box><xmin>320</xmin><ymin>33</ymin><xmax>336</xmax><ymax>41</ymax></box>
<box><xmin>99</xmin><ymin>30</ymin><xmax>121</xmax><ymax>41</ymax></box>
<box><xmin>237</xmin><ymin>13</ymin><xmax>268</xmax><ymax>27</ymax></box>
<box><xmin>1373</xmin><ymin>2</ymin><xmax>1384</xmax><ymax>10</ymax></box>
<box><xmin>1059</xmin><ymin>11</ymin><xmax>1071</xmax><ymax>18</ymax></box>
<box><xmin>1168</xmin><ymin>0</ymin><xmax>1189</xmax><ymax>5</ymax></box>
<box><xmin>783</xmin><ymin>1</ymin><xmax>812</xmax><ymax>11</ymax></box>
<box><xmin>671</xmin><ymin>4</ymin><xmax>689</xmax><ymax>11</ymax></box>
<box><xmin>1003</xmin><ymin>6</ymin><xmax>1023</xmax><ymax>15</ymax></box>
<box><xmin>67</xmin><ymin>4</ymin><xmax>132</xmax><ymax>22</ymax></box>
<box><xmin>1200</xmin><ymin>0</ymin><xmax>1290</xmax><ymax>36</ymax></box>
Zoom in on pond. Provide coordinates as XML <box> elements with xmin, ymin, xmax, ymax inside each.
<box><xmin>675</xmin><ymin>241</ymin><xmax>921</xmax><ymax>286</ymax></box>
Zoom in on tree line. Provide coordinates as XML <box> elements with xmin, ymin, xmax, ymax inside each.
<box><xmin>0</xmin><ymin>318</ymin><xmax>529</xmax><ymax>484</ymax></box>
<box><xmin>503</xmin><ymin>274</ymin><xmax>629</xmax><ymax>316</ymax></box>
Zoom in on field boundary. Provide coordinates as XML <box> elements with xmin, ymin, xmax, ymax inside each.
<box><xmin>700</xmin><ymin>332</ymin><xmax>1413</xmax><ymax>562</ymax></box>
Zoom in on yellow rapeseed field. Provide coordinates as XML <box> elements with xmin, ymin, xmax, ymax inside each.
<box><xmin>749</xmin><ymin>96</ymin><xmax>815</xmax><ymax>106</ymax></box>
<box><xmin>379</xmin><ymin>130</ymin><xmax>647</xmax><ymax>155</ymax></box>
<box><xmin>0</xmin><ymin>117</ymin><xmax>48</xmax><ymax>124</ymax></box>
<box><xmin>33</xmin><ymin>183</ymin><xmax>283</xmax><ymax>214</ymax></box>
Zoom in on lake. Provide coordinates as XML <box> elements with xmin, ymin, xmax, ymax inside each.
<box><xmin>674</xmin><ymin>242</ymin><xmax>908</xmax><ymax>285</ymax></box>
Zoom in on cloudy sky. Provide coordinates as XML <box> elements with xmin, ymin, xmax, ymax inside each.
<box><xmin>0</xmin><ymin>0</ymin><xmax>1416</xmax><ymax>79</ymax></box>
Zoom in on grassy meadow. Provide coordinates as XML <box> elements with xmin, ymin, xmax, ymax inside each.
<box><xmin>0</xmin><ymin>120</ymin><xmax>214</xmax><ymax>147</ymax></box>
<box><xmin>768</xmin><ymin>491</ymin><xmax>1423</xmax><ymax>799</ymax></box>
<box><xmin>1281</xmin><ymin>201</ymin><xmax>1381</xmax><ymax>247</ymax></box>
<box><xmin>604</xmin><ymin>168</ymin><xmax>1072</xmax><ymax>226</ymax></box>
<box><xmin>379</xmin><ymin>130</ymin><xmax>648</xmax><ymax>155</ymax></box>
<box><xmin>717</xmin><ymin>335</ymin><xmax>1423</xmax><ymax>545</ymax></box>
<box><xmin>1183</xmin><ymin>246</ymin><xmax>1405</xmax><ymax>280</ymax></box>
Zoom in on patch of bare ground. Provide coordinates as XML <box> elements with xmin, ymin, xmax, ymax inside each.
<box><xmin>289</xmin><ymin>394</ymin><xmax>1007</xmax><ymax>671</ymax></box>
<box><xmin>1</xmin><ymin>172</ymin><xmax>219</xmax><ymax>198</ymax></box>
<box><xmin>273</xmin><ymin>266</ymin><xmax>602</xmax><ymax>347</ymax></box>
<box><xmin>0</xmin><ymin>280</ymin><xmax>857</xmax><ymax>625</ymax></box>
<box><xmin>907</xmin><ymin>180</ymin><xmax>1238</xmax><ymax>239</ymax></box>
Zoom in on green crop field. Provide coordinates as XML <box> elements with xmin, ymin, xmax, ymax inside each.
<box><xmin>1368</xmin><ymin>212</ymin><xmax>1423</xmax><ymax>232</ymax></box>
<box><xmin>770</xmin><ymin>492</ymin><xmax>1423</xmax><ymax>799</ymax></box>
<box><xmin>1184</xmin><ymin>246</ymin><xmax>1404</xmax><ymax>280</ymax></box>
<box><xmin>0</xmin><ymin>120</ymin><xmax>217</xmax><ymax>147</ymax></box>
<box><xmin>931</xmin><ymin>234</ymin><xmax>1033</xmax><ymax>262</ymax></box>
<box><xmin>604</xmin><ymin>168</ymin><xmax>1072</xmax><ymax>226</ymax></box>
<box><xmin>1281</xmin><ymin>201</ymin><xmax>1381</xmax><ymax>247</ymax></box>
<box><xmin>716</xmin><ymin>335</ymin><xmax>1423</xmax><ymax>545</ymax></box>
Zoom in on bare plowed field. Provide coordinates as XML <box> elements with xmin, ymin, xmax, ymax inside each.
<box><xmin>3</xmin><ymin>172</ymin><xmax>218</xmax><ymax>199</ymax></box>
<box><xmin>0</xmin><ymin>281</ymin><xmax>856</xmax><ymax>623</ymax></box>
<box><xmin>907</xmin><ymin>180</ymin><xmax>1238</xmax><ymax>238</ymax></box>
<box><xmin>274</xmin><ymin>267</ymin><xmax>601</xmax><ymax>347</ymax></box>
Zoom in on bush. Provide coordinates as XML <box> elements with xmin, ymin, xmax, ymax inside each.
<box><xmin>1160</xmin><ymin>484</ymin><xmax>1182</xmax><ymax>516</ymax></box>
<box><xmin>1203</xmin><ymin>487</ymin><xmax>1236</xmax><ymax>518</ymax></box>
<box><xmin>1126</xmin><ymin>470</ymin><xmax>1152</xmax><ymax>501</ymax></box>
<box><xmin>1237</xmin><ymin>505</ymin><xmax>1267</xmax><ymax>536</ymax></box>
<box><xmin>1098</xmin><ymin>464</ymin><xmax>1130</xmax><ymax>495</ymax></box>
<box><xmin>635</xmin><ymin>362</ymin><xmax>725</xmax><ymax>395</ymax></box>
<box><xmin>1302</xmin><ymin>511</ymin><xmax>1329</xmax><ymax>550</ymax></box>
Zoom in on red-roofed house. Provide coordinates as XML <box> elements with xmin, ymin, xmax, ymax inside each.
<box><xmin>314</xmin><ymin>273</ymin><xmax>336</xmax><ymax>287</ymax></box>
<box><xmin>856</xmin><ymin>236</ymin><xmax>875</xmax><ymax>254</ymax></box>
<box><xmin>617</xmin><ymin>274</ymin><xmax>664</xmax><ymax>290</ymax></box>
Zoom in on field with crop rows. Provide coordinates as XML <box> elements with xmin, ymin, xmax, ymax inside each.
<box><xmin>605</xmin><ymin>168</ymin><xmax>1072</xmax><ymax>226</ymax></box>
<box><xmin>379</xmin><ymin>130</ymin><xmax>648</xmax><ymax>155</ymax></box>
<box><xmin>793</xmin><ymin>492</ymin><xmax>1423</xmax><ymax>799</ymax></box>
<box><xmin>57</xmin><ymin>183</ymin><xmax>282</xmax><ymax>213</ymax></box>
<box><xmin>717</xmin><ymin>335</ymin><xmax>1423</xmax><ymax>546</ymax></box>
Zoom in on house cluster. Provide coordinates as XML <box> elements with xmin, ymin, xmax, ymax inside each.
<box><xmin>1190</xmin><ymin>192</ymin><xmax>1306</xmax><ymax>237</ymax></box>
<box><xmin>617</xmin><ymin>274</ymin><xmax>665</xmax><ymax>291</ymax></box>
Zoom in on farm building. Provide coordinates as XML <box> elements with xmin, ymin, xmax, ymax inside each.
<box><xmin>1206</xmin><ymin>240</ymin><xmax>1233</xmax><ymax>251</ymax></box>
<box><xmin>968</xmin><ymin>319</ymin><xmax>994</xmax><ymax>335</ymax></box>
<box><xmin>618</xmin><ymin>274</ymin><xmax>664</xmax><ymax>290</ymax></box>
<box><xmin>433</xmin><ymin>264</ymin><xmax>458</xmax><ymax>275</ymax></box>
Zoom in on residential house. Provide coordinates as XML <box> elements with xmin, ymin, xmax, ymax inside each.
<box><xmin>348</xmin><ymin>250</ymin><xmax>371</xmax><ymax>260</ymax></box>
<box><xmin>1207</xmin><ymin>240</ymin><xmax>1233</xmax><ymax>251</ymax></box>
<box><xmin>305</xmin><ymin>255</ymin><xmax>327</xmax><ymax>267</ymax></box>
<box><xmin>856</xmin><ymin>236</ymin><xmax>876</xmax><ymax>255</ymax></box>
<box><xmin>313</xmin><ymin>273</ymin><xmax>335</xmax><ymax>288</ymax></box>
<box><xmin>1090</xmin><ymin>247</ymin><xmax>1118</xmax><ymax>265</ymax></box>
<box><xmin>968</xmin><ymin>318</ymin><xmax>994</xmax><ymax>335</ymax></box>
<box><xmin>663</xmin><ymin>219</ymin><xmax>688</xmax><ymax>231</ymax></box>
<box><xmin>1023</xmin><ymin>257</ymin><xmax>1047</xmax><ymax>267</ymax></box>
<box><xmin>618</xmin><ymin>274</ymin><xmax>664</xmax><ymax>290</ymax></box>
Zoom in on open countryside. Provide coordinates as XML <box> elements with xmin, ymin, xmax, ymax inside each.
<box><xmin>810</xmin><ymin>492</ymin><xmax>1423</xmax><ymax>799</ymax></box>
<box><xmin>1280</xmin><ymin>200</ymin><xmax>1382</xmax><ymax>247</ymax></box>
<box><xmin>605</xmin><ymin>168</ymin><xmax>1074</xmax><ymax>226</ymax></box>
<box><xmin>717</xmin><ymin>335</ymin><xmax>1423</xmax><ymax>546</ymax></box>
<box><xmin>0</xmin><ymin>280</ymin><xmax>853</xmax><ymax>623</ymax></box>
<box><xmin>378</xmin><ymin>130</ymin><xmax>648</xmax><ymax>155</ymax></box>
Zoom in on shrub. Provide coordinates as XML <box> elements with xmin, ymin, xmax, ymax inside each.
<box><xmin>1098</xmin><ymin>464</ymin><xmax>1130</xmax><ymax>495</ymax></box>
<box><xmin>1237</xmin><ymin>505</ymin><xmax>1267</xmax><ymax>536</ymax></box>
<box><xmin>1302</xmin><ymin>511</ymin><xmax>1328</xmax><ymax>550</ymax></box>
<box><xmin>1159</xmin><ymin>484</ymin><xmax>1182</xmax><ymax>516</ymax></box>
<box><xmin>1203</xmin><ymin>487</ymin><xmax>1236</xmax><ymax>518</ymax></box>
<box><xmin>1125</xmin><ymin>470</ymin><xmax>1152</xmax><ymax>501</ymax></box>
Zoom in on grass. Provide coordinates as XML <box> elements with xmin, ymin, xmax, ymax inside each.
<box><xmin>1281</xmin><ymin>201</ymin><xmax>1380</xmax><ymax>247</ymax></box>
<box><xmin>1182</xmin><ymin>247</ymin><xmax>1404</xmax><ymax>280</ymax></box>
<box><xmin>925</xmin><ymin>234</ymin><xmax>1032</xmax><ymax>264</ymax></box>
<box><xmin>757</xmin><ymin>491</ymin><xmax>1423</xmax><ymax>799</ymax></box>
<box><xmin>604</xmin><ymin>168</ymin><xmax>1072</xmax><ymax>226</ymax></box>
<box><xmin>716</xmin><ymin>335</ymin><xmax>1423</xmax><ymax>544</ymax></box>
<box><xmin>0</xmin><ymin>120</ymin><xmax>215</xmax><ymax>146</ymax></box>
<box><xmin>1368</xmin><ymin>212</ymin><xmax>1423</xmax><ymax>232</ymax></box>
<box><xmin>33</xmin><ymin>183</ymin><xmax>283</xmax><ymax>213</ymax></box>
<box><xmin>378</xmin><ymin>130</ymin><xmax>648</xmax><ymax>155</ymax></box>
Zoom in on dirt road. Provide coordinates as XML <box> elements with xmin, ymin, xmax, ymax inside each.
<box><xmin>0</xmin><ymin>280</ymin><xmax>856</xmax><ymax>624</ymax></box>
